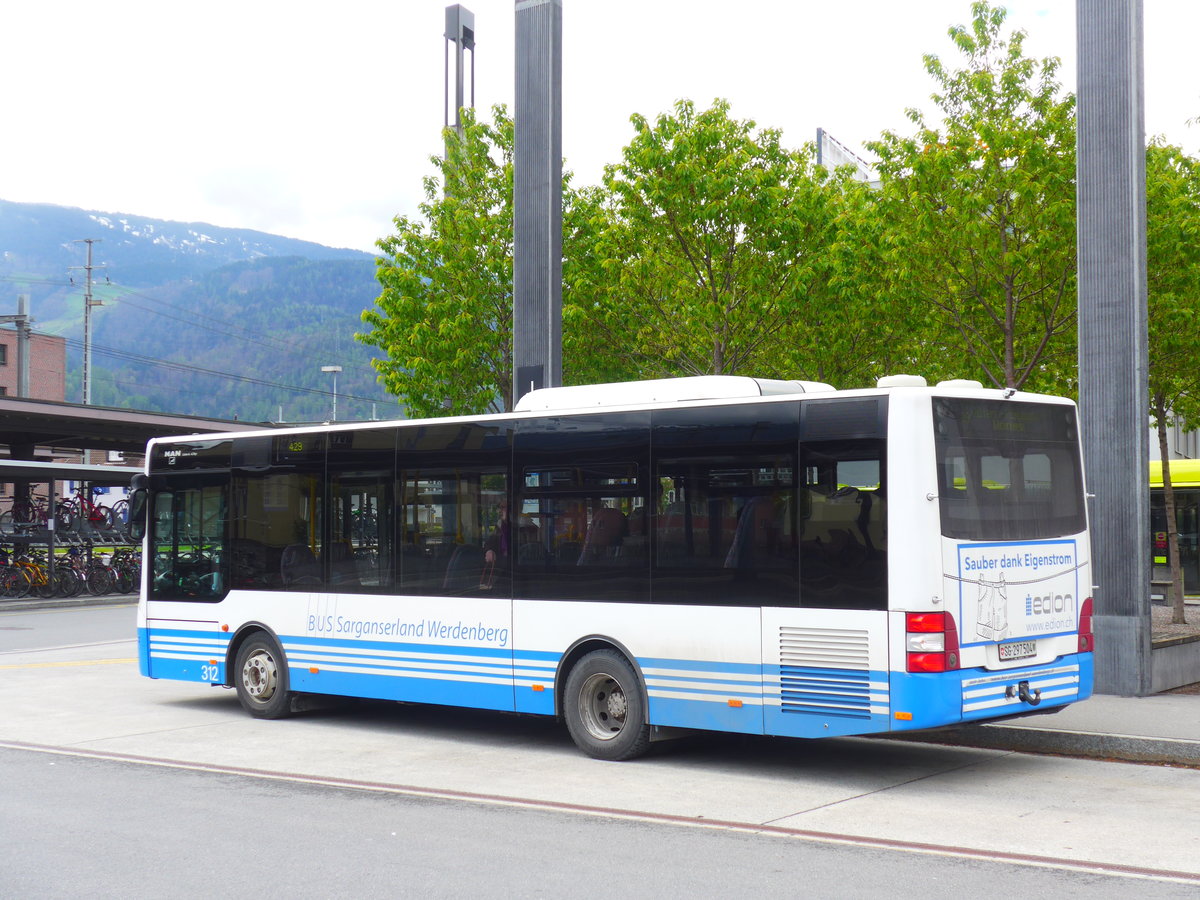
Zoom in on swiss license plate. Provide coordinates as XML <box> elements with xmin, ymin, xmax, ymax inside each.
<box><xmin>998</xmin><ymin>640</ymin><xmax>1037</xmax><ymax>661</ymax></box>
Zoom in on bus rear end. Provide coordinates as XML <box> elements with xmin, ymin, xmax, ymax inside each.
<box><xmin>890</xmin><ymin>389</ymin><xmax>1093</xmax><ymax>729</ymax></box>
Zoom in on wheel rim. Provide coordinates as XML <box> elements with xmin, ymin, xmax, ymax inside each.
<box><xmin>241</xmin><ymin>649</ymin><xmax>279</xmax><ymax>703</ymax></box>
<box><xmin>577</xmin><ymin>671</ymin><xmax>629</xmax><ymax>742</ymax></box>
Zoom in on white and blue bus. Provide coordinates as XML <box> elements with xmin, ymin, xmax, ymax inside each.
<box><xmin>132</xmin><ymin>374</ymin><xmax>1093</xmax><ymax>760</ymax></box>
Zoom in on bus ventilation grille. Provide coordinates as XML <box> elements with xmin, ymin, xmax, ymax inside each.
<box><xmin>778</xmin><ymin>626</ymin><xmax>873</xmax><ymax>718</ymax></box>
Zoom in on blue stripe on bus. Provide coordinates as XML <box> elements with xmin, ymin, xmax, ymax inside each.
<box><xmin>285</xmin><ymin>632</ymin><xmax>513</xmax><ymax>659</ymax></box>
<box><xmin>282</xmin><ymin>644</ymin><xmax>512</xmax><ymax>671</ymax></box>
<box><xmin>647</xmin><ymin>695</ymin><xmax>765</xmax><ymax>735</ymax></box>
<box><xmin>646</xmin><ymin>681</ymin><xmax>762</xmax><ymax>700</ymax></box>
<box><xmin>285</xmin><ymin>656</ymin><xmax>509</xmax><ymax>682</ymax></box>
<box><xmin>638</xmin><ymin>656</ymin><xmax>762</xmax><ymax>676</ymax></box>
<box><xmin>288</xmin><ymin>665</ymin><xmax>515</xmax><ymax>712</ymax></box>
<box><xmin>140</xmin><ymin>626</ymin><xmax>231</xmax><ymax>682</ymax></box>
<box><xmin>138</xmin><ymin>628</ymin><xmax>151</xmax><ymax>677</ymax></box>
<box><xmin>282</xmin><ymin>633</ymin><xmax>517</xmax><ymax>710</ymax></box>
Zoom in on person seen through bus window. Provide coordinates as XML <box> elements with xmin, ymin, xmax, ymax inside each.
<box><xmin>483</xmin><ymin>498</ymin><xmax>511</xmax><ymax>585</ymax></box>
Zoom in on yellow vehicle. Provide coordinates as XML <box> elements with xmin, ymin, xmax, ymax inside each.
<box><xmin>1150</xmin><ymin>459</ymin><xmax>1200</xmax><ymax>594</ymax></box>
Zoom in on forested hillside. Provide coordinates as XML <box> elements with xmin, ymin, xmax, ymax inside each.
<box><xmin>0</xmin><ymin>200</ymin><xmax>397</xmax><ymax>422</ymax></box>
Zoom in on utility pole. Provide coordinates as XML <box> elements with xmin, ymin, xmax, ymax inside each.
<box><xmin>70</xmin><ymin>239</ymin><xmax>104</xmax><ymax>405</ymax></box>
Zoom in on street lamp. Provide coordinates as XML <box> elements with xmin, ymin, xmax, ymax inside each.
<box><xmin>321</xmin><ymin>365</ymin><xmax>342</xmax><ymax>421</ymax></box>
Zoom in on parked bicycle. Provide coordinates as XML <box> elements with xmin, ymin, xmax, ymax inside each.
<box><xmin>0</xmin><ymin>547</ymin><xmax>66</xmax><ymax>599</ymax></box>
<box><xmin>110</xmin><ymin>547</ymin><xmax>141</xmax><ymax>593</ymax></box>
<box><xmin>57</xmin><ymin>487</ymin><xmax>115</xmax><ymax>532</ymax></box>
<box><xmin>0</xmin><ymin>494</ymin><xmax>67</xmax><ymax>530</ymax></box>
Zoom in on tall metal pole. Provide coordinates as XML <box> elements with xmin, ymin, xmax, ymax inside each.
<box><xmin>321</xmin><ymin>365</ymin><xmax>342</xmax><ymax>421</ymax></box>
<box><xmin>445</xmin><ymin>5</ymin><xmax>476</xmax><ymax>142</ymax></box>
<box><xmin>72</xmin><ymin>238</ymin><xmax>103</xmax><ymax>406</ymax></box>
<box><xmin>513</xmin><ymin>0</ymin><xmax>563</xmax><ymax>408</ymax></box>
<box><xmin>1076</xmin><ymin>0</ymin><xmax>1151</xmax><ymax>695</ymax></box>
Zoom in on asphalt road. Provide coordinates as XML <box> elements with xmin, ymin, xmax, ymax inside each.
<box><xmin>3</xmin><ymin>745</ymin><xmax>1196</xmax><ymax>900</ymax></box>
<box><xmin>2</xmin><ymin>604</ymin><xmax>1199</xmax><ymax>896</ymax></box>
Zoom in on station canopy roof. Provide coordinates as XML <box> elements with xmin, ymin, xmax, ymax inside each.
<box><xmin>1</xmin><ymin>395</ymin><xmax>273</xmax><ymax>484</ymax></box>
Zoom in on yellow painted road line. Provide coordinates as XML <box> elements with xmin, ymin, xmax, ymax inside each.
<box><xmin>0</xmin><ymin>658</ymin><xmax>136</xmax><ymax>669</ymax></box>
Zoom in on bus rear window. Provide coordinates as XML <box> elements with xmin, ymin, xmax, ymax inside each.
<box><xmin>933</xmin><ymin>398</ymin><xmax>1085</xmax><ymax>541</ymax></box>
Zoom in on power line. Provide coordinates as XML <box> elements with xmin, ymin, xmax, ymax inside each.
<box><xmin>2</xmin><ymin>274</ymin><xmax>380</xmax><ymax>378</ymax></box>
<box><xmin>104</xmin><ymin>285</ymin><xmax>374</xmax><ymax>376</ymax></box>
<box><xmin>55</xmin><ymin>335</ymin><xmax>387</xmax><ymax>405</ymax></box>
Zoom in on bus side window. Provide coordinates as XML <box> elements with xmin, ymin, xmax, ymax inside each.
<box><xmin>513</xmin><ymin>411</ymin><xmax>650</xmax><ymax>603</ymax></box>
<box><xmin>799</xmin><ymin>440</ymin><xmax>887</xmax><ymax>611</ymax></box>
<box><xmin>651</xmin><ymin>401</ymin><xmax>800</xmax><ymax>607</ymax></box>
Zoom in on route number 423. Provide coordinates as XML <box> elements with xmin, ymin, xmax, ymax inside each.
<box><xmin>201</xmin><ymin>665</ymin><xmax>221</xmax><ymax>682</ymax></box>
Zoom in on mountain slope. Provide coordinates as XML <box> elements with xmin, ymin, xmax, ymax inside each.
<box><xmin>1</xmin><ymin>200</ymin><xmax>398</xmax><ymax>422</ymax></box>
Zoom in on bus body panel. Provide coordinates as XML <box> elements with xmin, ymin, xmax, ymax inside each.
<box><xmin>142</xmin><ymin>591</ymin><xmax>517</xmax><ymax>712</ymax></box>
<box><xmin>514</xmin><ymin>600</ymin><xmax>765</xmax><ymax>734</ymax></box>
<box><xmin>142</xmin><ymin>620</ymin><xmax>227</xmax><ymax>684</ymax></box>
<box><xmin>884</xmin><ymin>392</ymin><xmax>946</xmax><ymax>619</ymax></box>
<box><xmin>761</xmin><ymin>606</ymin><xmax>891</xmax><ymax>738</ymax></box>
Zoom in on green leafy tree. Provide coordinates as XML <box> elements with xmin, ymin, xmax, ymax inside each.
<box><xmin>362</xmin><ymin>106</ymin><xmax>599</xmax><ymax>416</ymax></box>
<box><xmin>868</xmin><ymin>1</ymin><xmax>1077</xmax><ymax>392</ymax></box>
<box><xmin>1145</xmin><ymin>141</ymin><xmax>1200</xmax><ymax>624</ymax></box>
<box><xmin>565</xmin><ymin>99</ymin><xmax>881</xmax><ymax>386</ymax></box>
<box><xmin>360</xmin><ymin>107</ymin><xmax>515</xmax><ymax>417</ymax></box>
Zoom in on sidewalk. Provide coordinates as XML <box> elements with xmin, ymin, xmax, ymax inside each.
<box><xmin>0</xmin><ymin>593</ymin><xmax>137</xmax><ymax>611</ymax></box>
<box><xmin>893</xmin><ymin>691</ymin><xmax>1200</xmax><ymax>767</ymax></box>
<box><xmin>901</xmin><ymin>602</ymin><xmax>1200</xmax><ymax>767</ymax></box>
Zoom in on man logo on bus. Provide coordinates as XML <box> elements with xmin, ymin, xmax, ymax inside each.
<box><xmin>976</xmin><ymin>572</ymin><xmax>1009</xmax><ymax>642</ymax></box>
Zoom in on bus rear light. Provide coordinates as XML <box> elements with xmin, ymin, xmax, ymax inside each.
<box><xmin>906</xmin><ymin>611</ymin><xmax>960</xmax><ymax>673</ymax></box>
<box><xmin>907</xmin><ymin>653</ymin><xmax>947</xmax><ymax>673</ymax></box>
<box><xmin>906</xmin><ymin>612</ymin><xmax>944</xmax><ymax>633</ymax></box>
<box><xmin>1078</xmin><ymin>596</ymin><xmax>1094</xmax><ymax>653</ymax></box>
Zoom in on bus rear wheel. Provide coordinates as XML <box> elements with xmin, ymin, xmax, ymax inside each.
<box><xmin>563</xmin><ymin>650</ymin><xmax>651</xmax><ymax>761</ymax></box>
<box><xmin>234</xmin><ymin>635</ymin><xmax>293</xmax><ymax>719</ymax></box>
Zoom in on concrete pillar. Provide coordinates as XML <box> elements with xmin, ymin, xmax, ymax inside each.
<box><xmin>1076</xmin><ymin>0</ymin><xmax>1152</xmax><ymax>695</ymax></box>
<box><xmin>512</xmin><ymin>0</ymin><xmax>563</xmax><ymax>407</ymax></box>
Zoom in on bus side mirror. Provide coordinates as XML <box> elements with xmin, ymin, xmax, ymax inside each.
<box><xmin>128</xmin><ymin>474</ymin><xmax>149</xmax><ymax>542</ymax></box>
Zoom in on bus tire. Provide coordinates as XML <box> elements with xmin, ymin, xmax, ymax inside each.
<box><xmin>234</xmin><ymin>635</ymin><xmax>293</xmax><ymax>719</ymax></box>
<box><xmin>563</xmin><ymin>649</ymin><xmax>651</xmax><ymax>761</ymax></box>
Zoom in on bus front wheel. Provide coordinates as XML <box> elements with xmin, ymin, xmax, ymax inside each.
<box><xmin>563</xmin><ymin>650</ymin><xmax>651</xmax><ymax>761</ymax></box>
<box><xmin>234</xmin><ymin>635</ymin><xmax>293</xmax><ymax>719</ymax></box>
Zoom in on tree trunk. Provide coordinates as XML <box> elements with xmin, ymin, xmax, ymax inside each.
<box><xmin>1155</xmin><ymin>397</ymin><xmax>1187</xmax><ymax>625</ymax></box>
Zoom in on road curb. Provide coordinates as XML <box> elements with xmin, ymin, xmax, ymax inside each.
<box><xmin>0</xmin><ymin>595</ymin><xmax>137</xmax><ymax>613</ymax></box>
<box><xmin>883</xmin><ymin>723</ymin><xmax>1200</xmax><ymax>767</ymax></box>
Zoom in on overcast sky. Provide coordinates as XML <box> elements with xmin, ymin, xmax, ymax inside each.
<box><xmin>2</xmin><ymin>1</ymin><xmax>1197</xmax><ymax>254</ymax></box>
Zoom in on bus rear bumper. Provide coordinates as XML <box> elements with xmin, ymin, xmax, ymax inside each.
<box><xmin>888</xmin><ymin>653</ymin><xmax>1094</xmax><ymax>731</ymax></box>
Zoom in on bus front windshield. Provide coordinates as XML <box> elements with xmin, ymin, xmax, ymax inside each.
<box><xmin>933</xmin><ymin>397</ymin><xmax>1086</xmax><ymax>542</ymax></box>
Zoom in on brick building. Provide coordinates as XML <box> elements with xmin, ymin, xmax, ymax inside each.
<box><xmin>0</xmin><ymin>329</ymin><xmax>66</xmax><ymax>401</ymax></box>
